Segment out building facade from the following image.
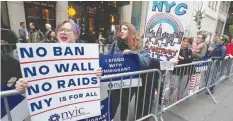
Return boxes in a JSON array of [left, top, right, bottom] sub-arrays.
[[1, 1, 68, 36], [185, 1, 231, 42]]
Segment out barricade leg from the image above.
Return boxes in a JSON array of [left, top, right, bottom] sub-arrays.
[[3, 97, 13, 121], [205, 87, 218, 104], [136, 114, 158, 121]]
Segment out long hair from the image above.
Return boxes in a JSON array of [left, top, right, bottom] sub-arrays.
[[116, 22, 142, 52]]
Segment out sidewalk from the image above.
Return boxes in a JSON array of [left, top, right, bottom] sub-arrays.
[[162, 78, 233, 121]]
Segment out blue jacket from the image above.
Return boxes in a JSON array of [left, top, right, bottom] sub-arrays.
[[211, 44, 226, 60], [107, 40, 151, 68]]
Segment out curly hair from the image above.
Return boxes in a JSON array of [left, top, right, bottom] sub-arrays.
[[116, 22, 142, 52]]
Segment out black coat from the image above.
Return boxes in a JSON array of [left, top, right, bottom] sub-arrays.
[[173, 48, 194, 75]]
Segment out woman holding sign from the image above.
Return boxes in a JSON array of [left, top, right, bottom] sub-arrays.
[[15, 20, 102, 91], [107, 22, 152, 120]]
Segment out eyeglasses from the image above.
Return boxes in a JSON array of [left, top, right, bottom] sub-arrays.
[[58, 28, 74, 34]]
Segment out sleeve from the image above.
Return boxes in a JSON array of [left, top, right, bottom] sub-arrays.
[[130, 49, 151, 67], [39, 32, 45, 43], [19, 29, 26, 40], [192, 45, 207, 59], [29, 31, 32, 43], [214, 47, 227, 60]]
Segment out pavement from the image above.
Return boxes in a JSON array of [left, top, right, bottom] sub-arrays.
[[162, 77, 233, 121]]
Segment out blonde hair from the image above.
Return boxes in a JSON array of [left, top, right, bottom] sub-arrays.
[[116, 22, 142, 52]]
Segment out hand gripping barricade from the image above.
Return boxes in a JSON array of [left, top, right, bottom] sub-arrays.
[[0, 69, 162, 121]]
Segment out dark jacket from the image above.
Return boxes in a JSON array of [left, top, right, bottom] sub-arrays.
[[44, 29, 52, 39], [211, 44, 226, 60], [1, 54, 22, 88], [45, 39, 58, 43], [178, 48, 193, 64], [173, 47, 194, 75], [1, 29, 18, 53]]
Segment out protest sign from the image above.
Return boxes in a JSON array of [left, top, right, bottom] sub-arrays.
[[100, 54, 141, 90], [86, 54, 141, 121], [143, 1, 192, 62], [16, 43, 101, 121]]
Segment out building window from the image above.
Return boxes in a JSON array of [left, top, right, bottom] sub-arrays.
[[1, 1, 10, 29], [220, 1, 225, 12], [215, 1, 218, 10], [212, 1, 215, 9], [225, 3, 229, 13], [216, 20, 224, 34], [24, 1, 56, 33], [208, 1, 212, 7]]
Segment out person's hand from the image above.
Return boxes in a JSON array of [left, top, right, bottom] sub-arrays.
[[95, 68, 102, 79], [15, 78, 28, 92], [208, 47, 214, 52], [174, 60, 179, 65], [123, 49, 131, 54], [225, 56, 230, 60], [179, 56, 184, 60], [1, 40, 8, 45], [229, 54, 233, 59]]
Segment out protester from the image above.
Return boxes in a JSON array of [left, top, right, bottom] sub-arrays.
[[44, 23, 53, 40], [28, 23, 44, 43], [225, 38, 233, 59], [15, 20, 102, 92], [208, 35, 228, 94], [208, 34, 220, 54], [18, 22, 28, 43], [107, 22, 151, 120], [210, 35, 228, 60], [1, 28, 22, 88], [1, 28, 18, 57], [192, 34, 207, 60], [106, 30, 117, 50], [45, 31, 58, 43], [169, 37, 193, 103]]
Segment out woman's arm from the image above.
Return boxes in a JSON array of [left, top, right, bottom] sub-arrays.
[[129, 49, 151, 67]]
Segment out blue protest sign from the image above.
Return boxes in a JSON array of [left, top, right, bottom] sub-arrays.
[[100, 54, 141, 90]]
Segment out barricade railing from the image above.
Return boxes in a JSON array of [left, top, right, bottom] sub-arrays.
[[0, 69, 162, 121], [158, 59, 233, 121]]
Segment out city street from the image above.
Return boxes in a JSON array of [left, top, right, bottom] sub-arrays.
[[162, 77, 233, 121]]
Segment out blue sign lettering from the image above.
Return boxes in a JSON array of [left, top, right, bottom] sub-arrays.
[[152, 1, 187, 15]]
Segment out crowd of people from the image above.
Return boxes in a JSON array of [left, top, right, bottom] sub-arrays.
[[1, 19, 233, 121], [17, 20, 116, 46]]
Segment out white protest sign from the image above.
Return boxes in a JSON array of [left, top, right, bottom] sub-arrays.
[[16, 43, 101, 121], [143, 1, 192, 62]]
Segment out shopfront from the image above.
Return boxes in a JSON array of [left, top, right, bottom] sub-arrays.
[[68, 1, 126, 41], [24, 1, 56, 33]]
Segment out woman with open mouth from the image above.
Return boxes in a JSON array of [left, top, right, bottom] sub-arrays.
[[15, 20, 102, 92]]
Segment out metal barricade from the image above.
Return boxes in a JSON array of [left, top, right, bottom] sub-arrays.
[[0, 69, 162, 121], [158, 60, 214, 120], [206, 59, 233, 102], [99, 44, 110, 54]]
